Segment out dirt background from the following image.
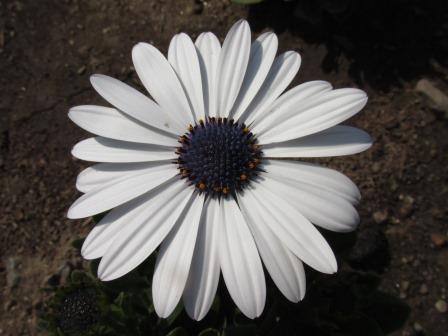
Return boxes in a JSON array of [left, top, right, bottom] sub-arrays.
[[0, 0, 447, 335]]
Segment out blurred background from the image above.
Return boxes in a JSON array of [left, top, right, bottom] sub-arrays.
[[0, 0, 447, 335]]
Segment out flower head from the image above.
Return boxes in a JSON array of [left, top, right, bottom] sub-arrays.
[[57, 288, 99, 335], [68, 19, 371, 320]]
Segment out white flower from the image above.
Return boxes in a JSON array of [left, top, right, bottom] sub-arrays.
[[67, 19, 371, 320]]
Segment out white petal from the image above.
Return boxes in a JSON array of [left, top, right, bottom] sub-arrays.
[[67, 163, 178, 219], [262, 125, 372, 157], [260, 173, 359, 232], [71, 137, 176, 163], [258, 88, 368, 144], [216, 20, 251, 118], [263, 159, 360, 204], [68, 105, 178, 146], [81, 178, 182, 260], [230, 32, 278, 120], [89, 75, 181, 134], [168, 33, 205, 121], [152, 193, 204, 318], [76, 162, 171, 193], [252, 80, 332, 133], [237, 192, 306, 302], [195, 32, 221, 118], [219, 197, 266, 318], [132, 42, 194, 127], [241, 51, 301, 125], [183, 198, 220, 321], [97, 180, 194, 281], [246, 181, 337, 274]]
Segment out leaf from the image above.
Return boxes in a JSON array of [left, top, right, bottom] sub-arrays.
[[165, 301, 183, 326], [93, 212, 108, 224], [90, 259, 100, 277], [198, 328, 220, 336], [165, 327, 188, 336], [109, 303, 126, 320], [69, 270, 89, 284], [71, 237, 85, 250]]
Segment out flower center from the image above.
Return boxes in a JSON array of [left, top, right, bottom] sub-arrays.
[[57, 288, 99, 334], [176, 117, 263, 196]]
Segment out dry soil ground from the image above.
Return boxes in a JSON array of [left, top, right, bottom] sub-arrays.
[[0, 0, 447, 335]]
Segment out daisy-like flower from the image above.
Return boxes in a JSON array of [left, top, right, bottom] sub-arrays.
[[68, 19, 371, 320]]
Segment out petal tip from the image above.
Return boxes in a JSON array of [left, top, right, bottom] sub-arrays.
[[66, 205, 79, 219]]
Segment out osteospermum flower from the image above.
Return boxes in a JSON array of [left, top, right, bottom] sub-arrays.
[[67, 19, 372, 320]]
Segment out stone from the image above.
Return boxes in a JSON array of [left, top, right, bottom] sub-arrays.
[[419, 284, 429, 295], [398, 194, 415, 218], [413, 322, 424, 335], [4, 299, 17, 311], [401, 280, 410, 292], [5, 257, 20, 289], [435, 300, 447, 313], [373, 210, 388, 224], [430, 233, 447, 248], [416, 79, 448, 117]]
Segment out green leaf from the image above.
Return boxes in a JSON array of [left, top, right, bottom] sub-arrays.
[[114, 292, 126, 307], [71, 237, 85, 250], [231, 0, 265, 4], [89, 259, 100, 276], [198, 329, 220, 336], [165, 327, 188, 336], [109, 303, 126, 320], [165, 301, 184, 326], [69, 270, 89, 284], [93, 212, 108, 224]]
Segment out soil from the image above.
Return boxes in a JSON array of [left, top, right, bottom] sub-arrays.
[[1, 0, 447, 335]]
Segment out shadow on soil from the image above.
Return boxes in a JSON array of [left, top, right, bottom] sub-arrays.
[[247, 0, 448, 91]]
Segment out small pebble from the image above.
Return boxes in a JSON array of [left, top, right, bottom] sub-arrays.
[[413, 322, 424, 335], [373, 210, 388, 224], [435, 300, 447, 313], [413, 322, 424, 332], [398, 195, 415, 217], [371, 162, 381, 173], [419, 284, 429, 295], [401, 280, 410, 292], [430, 233, 447, 248]]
